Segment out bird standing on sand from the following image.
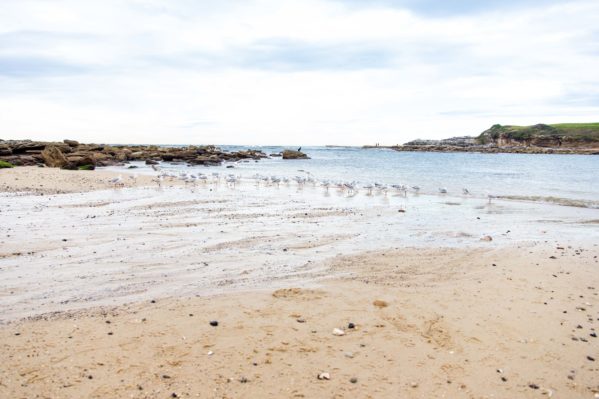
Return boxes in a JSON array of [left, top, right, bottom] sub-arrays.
[[109, 175, 122, 187], [439, 187, 447, 194], [462, 188, 470, 195]]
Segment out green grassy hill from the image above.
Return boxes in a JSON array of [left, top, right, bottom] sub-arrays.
[[477, 123, 599, 145]]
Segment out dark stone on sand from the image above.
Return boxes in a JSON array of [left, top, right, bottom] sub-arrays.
[[239, 377, 249, 383], [591, 332, 597, 338], [587, 356, 595, 361], [350, 377, 358, 384], [145, 159, 159, 165], [348, 322, 355, 329], [529, 384, 539, 389], [210, 320, 219, 327]]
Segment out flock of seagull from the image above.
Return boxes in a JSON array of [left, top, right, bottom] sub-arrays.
[[108, 168, 494, 201]]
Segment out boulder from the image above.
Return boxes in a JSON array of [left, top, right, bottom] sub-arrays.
[[0, 143, 12, 156], [63, 139, 79, 147], [66, 153, 96, 167], [41, 145, 69, 168], [282, 149, 309, 159]]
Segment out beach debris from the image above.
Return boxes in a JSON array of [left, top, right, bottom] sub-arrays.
[[350, 377, 358, 384], [410, 382, 419, 388], [207, 351, 214, 356], [373, 300, 388, 308], [210, 320, 219, 327], [481, 235, 493, 242], [587, 355, 595, 361], [317, 372, 330, 380], [171, 393, 178, 398], [162, 374, 171, 379], [528, 383, 539, 390], [348, 322, 356, 329], [344, 352, 354, 358], [239, 376, 249, 383], [333, 328, 345, 336], [297, 318, 306, 323]]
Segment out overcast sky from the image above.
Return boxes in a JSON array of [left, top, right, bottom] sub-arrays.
[[1, 0, 598, 145]]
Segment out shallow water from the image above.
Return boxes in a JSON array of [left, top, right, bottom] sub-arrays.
[[119, 146, 599, 204]]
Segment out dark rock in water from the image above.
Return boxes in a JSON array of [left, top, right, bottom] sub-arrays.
[[282, 149, 309, 159], [210, 320, 219, 327], [145, 159, 159, 165]]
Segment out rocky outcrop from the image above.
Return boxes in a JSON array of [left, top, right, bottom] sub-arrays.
[[374, 123, 599, 155], [281, 150, 309, 159], [0, 139, 272, 168]]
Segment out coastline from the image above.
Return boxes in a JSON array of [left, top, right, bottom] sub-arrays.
[[363, 145, 599, 155], [1, 167, 598, 398]]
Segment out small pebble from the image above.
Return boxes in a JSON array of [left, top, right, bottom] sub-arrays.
[[333, 328, 345, 336], [587, 356, 595, 362], [317, 372, 330, 380], [210, 320, 219, 327], [348, 322, 355, 329], [239, 377, 248, 383], [350, 377, 358, 384], [296, 318, 306, 323], [529, 383, 539, 389]]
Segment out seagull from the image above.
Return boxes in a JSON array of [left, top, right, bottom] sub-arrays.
[[462, 188, 470, 195], [226, 174, 237, 188], [411, 185, 420, 193], [363, 183, 374, 195], [109, 175, 123, 187], [439, 187, 448, 194]]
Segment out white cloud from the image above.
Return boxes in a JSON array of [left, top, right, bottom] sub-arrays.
[[0, 0, 598, 145]]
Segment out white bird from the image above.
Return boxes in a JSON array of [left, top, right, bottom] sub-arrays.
[[411, 185, 420, 193], [226, 174, 237, 187], [109, 175, 123, 186], [439, 187, 448, 194], [363, 183, 374, 195]]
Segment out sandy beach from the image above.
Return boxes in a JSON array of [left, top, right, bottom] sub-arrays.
[[1, 167, 598, 398]]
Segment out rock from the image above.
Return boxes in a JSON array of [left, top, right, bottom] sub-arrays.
[[481, 235, 493, 242], [348, 322, 356, 329], [332, 328, 345, 336], [145, 159, 159, 165], [41, 145, 69, 168], [282, 149, 309, 159], [63, 139, 79, 147], [317, 372, 330, 380], [0, 143, 12, 156], [350, 377, 358, 384], [210, 320, 219, 327]]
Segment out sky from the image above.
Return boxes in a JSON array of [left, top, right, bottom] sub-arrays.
[[1, 0, 598, 146]]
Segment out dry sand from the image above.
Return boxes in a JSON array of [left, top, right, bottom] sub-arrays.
[[1, 167, 598, 398]]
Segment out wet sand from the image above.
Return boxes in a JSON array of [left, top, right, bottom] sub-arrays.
[[1, 167, 598, 398]]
